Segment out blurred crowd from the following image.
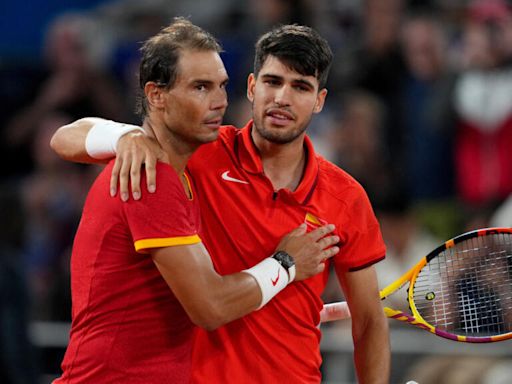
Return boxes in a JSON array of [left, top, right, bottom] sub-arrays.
[[1, 0, 512, 382]]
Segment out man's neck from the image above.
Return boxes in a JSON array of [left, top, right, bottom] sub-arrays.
[[142, 118, 195, 176], [256, 137, 307, 192]]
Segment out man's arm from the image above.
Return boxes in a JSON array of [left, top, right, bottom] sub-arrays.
[[336, 265, 390, 384], [50, 118, 106, 164], [51, 118, 159, 201], [153, 224, 339, 330]]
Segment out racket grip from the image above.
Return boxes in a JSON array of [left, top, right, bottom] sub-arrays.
[[320, 301, 351, 323]]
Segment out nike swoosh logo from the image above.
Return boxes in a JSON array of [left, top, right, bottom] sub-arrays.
[[221, 171, 249, 184], [271, 269, 280, 286]]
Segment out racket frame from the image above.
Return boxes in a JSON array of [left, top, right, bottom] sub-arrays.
[[325, 227, 512, 343]]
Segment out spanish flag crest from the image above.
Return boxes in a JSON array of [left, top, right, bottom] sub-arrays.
[[304, 212, 327, 231]]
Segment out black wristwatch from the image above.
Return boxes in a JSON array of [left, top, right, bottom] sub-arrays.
[[272, 251, 296, 282]]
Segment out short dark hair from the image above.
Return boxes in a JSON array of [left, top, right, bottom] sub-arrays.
[[136, 17, 222, 117], [253, 24, 333, 89]]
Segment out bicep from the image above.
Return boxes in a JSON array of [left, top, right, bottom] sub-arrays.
[[152, 242, 220, 308], [335, 265, 382, 319]]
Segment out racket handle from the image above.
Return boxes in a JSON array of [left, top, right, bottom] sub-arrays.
[[320, 301, 351, 323]]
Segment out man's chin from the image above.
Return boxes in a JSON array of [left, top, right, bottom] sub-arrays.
[[199, 131, 220, 144], [257, 126, 304, 145]]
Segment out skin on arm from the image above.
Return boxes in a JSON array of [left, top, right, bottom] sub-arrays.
[[50, 117, 161, 200], [152, 224, 340, 331], [336, 265, 390, 384], [50, 118, 104, 164]]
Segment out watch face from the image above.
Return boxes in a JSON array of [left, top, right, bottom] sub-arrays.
[[273, 251, 295, 269]]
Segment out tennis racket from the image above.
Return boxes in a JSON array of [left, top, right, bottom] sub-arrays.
[[320, 227, 512, 343]]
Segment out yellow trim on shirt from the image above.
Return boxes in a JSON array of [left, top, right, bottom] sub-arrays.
[[183, 172, 194, 200], [135, 234, 201, 253]]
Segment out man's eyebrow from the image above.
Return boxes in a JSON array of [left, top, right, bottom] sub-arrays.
[[293, 78, 315, 89], [192, 79, 214, 85], [260, 73, 315, 89], [191, 77, 229, 85], [260, 73, 284, 81]]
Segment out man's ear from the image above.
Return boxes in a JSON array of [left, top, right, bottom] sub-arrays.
[[313, 88, 328, 114], [144, 82, 166, 110], [246, 73, 256, 103]]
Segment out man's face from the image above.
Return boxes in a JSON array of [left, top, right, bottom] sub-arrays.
[[160, 49, 228, 145], [247, 55, 327, 145]]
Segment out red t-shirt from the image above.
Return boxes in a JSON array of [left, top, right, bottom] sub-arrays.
[[188, 121, 386, 383], [54, 161, 201, 384]]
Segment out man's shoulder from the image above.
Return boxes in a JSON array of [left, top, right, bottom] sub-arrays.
[[315, 155, 362, 191], [312, 155, 373, 209], [91, 161, 182, 201]]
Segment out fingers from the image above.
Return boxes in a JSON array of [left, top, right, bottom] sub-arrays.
[[321, 245, 340, 261], [110, 157, 122, 197], [118, 155, 131, 202], [307, 224, 336, 242], [314, 262, 326, 275], [317, 234, 340, 251], [130, 163, 142, 201], [287, 223, 307, 236], [145, 152, 157, 194], [110, 133, 160, 201]]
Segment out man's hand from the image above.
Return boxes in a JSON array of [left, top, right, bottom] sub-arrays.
[[277, 224, 339, 281], [111, 131, 164, 201]]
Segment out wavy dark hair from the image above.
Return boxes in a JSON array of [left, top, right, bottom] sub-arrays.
[[253, 24, 333, 89], [135, 17, 222, 117]]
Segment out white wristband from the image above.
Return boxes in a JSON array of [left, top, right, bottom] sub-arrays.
[[287, 264, 296, 283], [243, 257, 289, 309], [85, 119, 144, 159]]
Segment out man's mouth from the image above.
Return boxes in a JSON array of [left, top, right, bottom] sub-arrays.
[[204, 117, 222, 128], [266, 109, 294, 123]]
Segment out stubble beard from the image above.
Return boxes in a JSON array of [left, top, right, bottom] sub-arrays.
[[253, 109, 311, 145]]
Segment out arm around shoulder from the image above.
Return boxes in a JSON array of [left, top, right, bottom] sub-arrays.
[[151, 224, 340, 330], [50, 117, 144, 164], [151, 242, 263, 331], [50, 117, 101, 163]]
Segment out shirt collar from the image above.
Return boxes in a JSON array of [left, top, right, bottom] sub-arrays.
[[235, 120, 319, 204]]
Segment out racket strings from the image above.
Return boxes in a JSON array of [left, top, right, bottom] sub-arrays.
[[412, 232, 512, 337]]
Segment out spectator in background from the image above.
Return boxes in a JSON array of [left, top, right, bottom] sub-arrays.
[[4, 13, 127, 176], [327, 90, 397, 206], [332, 0, 406, 178], [0, 185, 38, 384], [397, 12, 460, 239], [453, 0, 512, 215], [21, 112, 94, 320], [108, 4, 173, 123], [400, 13, 456, 203]]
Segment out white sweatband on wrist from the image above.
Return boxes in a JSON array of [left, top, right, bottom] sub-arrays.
[[243, 258, 289, 309], [85, 119, 144, 159], [287, 264, 296, 283]]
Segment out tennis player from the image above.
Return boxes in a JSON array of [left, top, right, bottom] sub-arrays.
[[51, 19, 340, 384], [51, 24, 390, 383]]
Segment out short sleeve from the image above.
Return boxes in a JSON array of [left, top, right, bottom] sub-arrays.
[[123, 162, 201, 253], [334, 187, 386, 271]]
